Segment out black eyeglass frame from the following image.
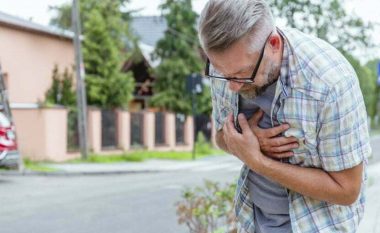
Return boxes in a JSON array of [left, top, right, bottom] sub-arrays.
[[204, 32, 272, 84]]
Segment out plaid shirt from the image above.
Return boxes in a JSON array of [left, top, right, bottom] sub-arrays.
[[209, 28, 372, 233]]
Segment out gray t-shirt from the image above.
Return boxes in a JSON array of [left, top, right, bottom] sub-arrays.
[[239, 82, 292, 233]]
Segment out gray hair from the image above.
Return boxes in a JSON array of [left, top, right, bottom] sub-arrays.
[[198, 0, 275, 53]]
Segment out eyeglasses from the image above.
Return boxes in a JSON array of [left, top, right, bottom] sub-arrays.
[[204, 33, 272, 84]]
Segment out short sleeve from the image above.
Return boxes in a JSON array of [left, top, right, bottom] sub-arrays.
[[317, 78, 372, 172]]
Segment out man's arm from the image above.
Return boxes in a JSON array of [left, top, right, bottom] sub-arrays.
[[223, 113, 363, 206], [254, 155, 363, 206]]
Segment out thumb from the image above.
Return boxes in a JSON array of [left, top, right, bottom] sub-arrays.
[[249, 109, 264, 128], [238, 113, 251, 135]]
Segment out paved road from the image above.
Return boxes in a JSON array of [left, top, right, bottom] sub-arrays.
[[0, 156, 242, 233], [369, 135, 380, 164], [358, 163, 380, 233], [1, 136, 380, 233]]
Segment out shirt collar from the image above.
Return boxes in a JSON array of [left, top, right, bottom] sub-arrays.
[[277, 28, 293, 97]]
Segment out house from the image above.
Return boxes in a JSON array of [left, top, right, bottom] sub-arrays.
[[129, 16, 213, 142], [0, 11, 74, 108], [0, 12, 197, 162], [0, 11, 78, 161], [126, 16, 166, 111]]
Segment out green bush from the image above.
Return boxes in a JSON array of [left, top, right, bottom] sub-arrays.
[[195, 132, 213, 155], [176, 180, 237, 233]]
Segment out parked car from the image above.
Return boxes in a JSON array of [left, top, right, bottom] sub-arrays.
[[0, 112, 19, 168]]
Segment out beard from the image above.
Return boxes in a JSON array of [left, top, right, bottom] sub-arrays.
[[238, 63, 280, 99]]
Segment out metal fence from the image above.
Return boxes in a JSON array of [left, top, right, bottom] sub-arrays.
[[131, 112, 144, 147], [67, 109, 80, 152], [175, 113, 186, 145], [101, 109, 118, 149], [195, 115, 212, 142], [155, 112, 166, 145]]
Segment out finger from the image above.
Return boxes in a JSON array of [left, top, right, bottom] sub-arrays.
[[270, 143, 299, 153], [268, 136, 299, 147], [222, 116, 230, 135], [265, 124, 290, 137], [238, 113, 251, 135], [227, 112, 234, 124], [268, 151, 294, 159], [226, 113, 237, 134], [249, 109, 264, 128]]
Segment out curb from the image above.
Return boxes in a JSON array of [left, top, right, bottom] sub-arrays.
[[0, 169, 164, 177]]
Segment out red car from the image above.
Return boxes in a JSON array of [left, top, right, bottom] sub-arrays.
[[0, 112, 19, 168]]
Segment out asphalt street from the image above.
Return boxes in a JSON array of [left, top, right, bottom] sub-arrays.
[[1, 136, 380, 233], [0, 157, 242, 233]]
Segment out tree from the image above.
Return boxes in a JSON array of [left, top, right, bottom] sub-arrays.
[[150, 0, 212, 116], [61, 67, 77, 106], [269, 0, 373, 53], [45, 65, 76, 107], [45, 65, 62, 105], [366, 59, 380, 77], [269, 0, 377, 124], [49, 4, 72, 30], [49, 0, 136, 109], [342, 53, 377, 123], [366, 59, 380, 127]]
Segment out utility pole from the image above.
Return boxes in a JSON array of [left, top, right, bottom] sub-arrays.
[[186, 74, 203, 160], [72, 0, 88, 159], [190, 74, 196, 160]]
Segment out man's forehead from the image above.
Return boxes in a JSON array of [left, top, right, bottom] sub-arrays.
[[207, 39, 260, 76], [211, 61, 252, 77], [208, 49, 256, 76]]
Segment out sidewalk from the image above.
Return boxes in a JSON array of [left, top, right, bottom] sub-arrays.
[[358, 162, 380, 233], [1, 135, 379, 176], [0, 155, 240, 176]]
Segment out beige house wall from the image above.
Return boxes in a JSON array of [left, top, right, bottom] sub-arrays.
[[12, 107, 69, 161], [0, 25, 75, 104]]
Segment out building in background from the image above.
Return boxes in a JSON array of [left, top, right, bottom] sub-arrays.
[[0, 12, 196, 162]]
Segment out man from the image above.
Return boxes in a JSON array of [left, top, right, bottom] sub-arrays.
[[198, 0, 372, 232]]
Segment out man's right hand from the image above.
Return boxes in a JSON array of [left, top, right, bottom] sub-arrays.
[[248, 110, 299, 159]]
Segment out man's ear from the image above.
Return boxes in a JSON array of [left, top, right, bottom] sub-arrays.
[[269, 34, 281, 51]]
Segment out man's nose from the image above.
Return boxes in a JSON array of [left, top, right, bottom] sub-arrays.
[[228, 81, 243, 92]]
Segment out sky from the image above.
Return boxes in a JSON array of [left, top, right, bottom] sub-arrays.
[[0, 0, 378, 59]]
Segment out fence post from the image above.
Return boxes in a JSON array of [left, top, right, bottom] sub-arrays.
[[117, 110, 130, 151], [165, 112, 176, 149], [87, 107, 101, 153], [184, 115, 194, 149], [143, 111, 155, 150]]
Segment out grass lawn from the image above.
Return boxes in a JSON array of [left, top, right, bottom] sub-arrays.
[[23, 159, 59, 172], [70, 148, 226, 163]]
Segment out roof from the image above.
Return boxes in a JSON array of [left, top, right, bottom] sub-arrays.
[[130, 16, 168, 68], [0, 11, 74, 40], [131, 16, 167, 47]]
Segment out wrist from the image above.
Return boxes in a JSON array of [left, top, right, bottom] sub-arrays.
[[248, 150, 268, 173]]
